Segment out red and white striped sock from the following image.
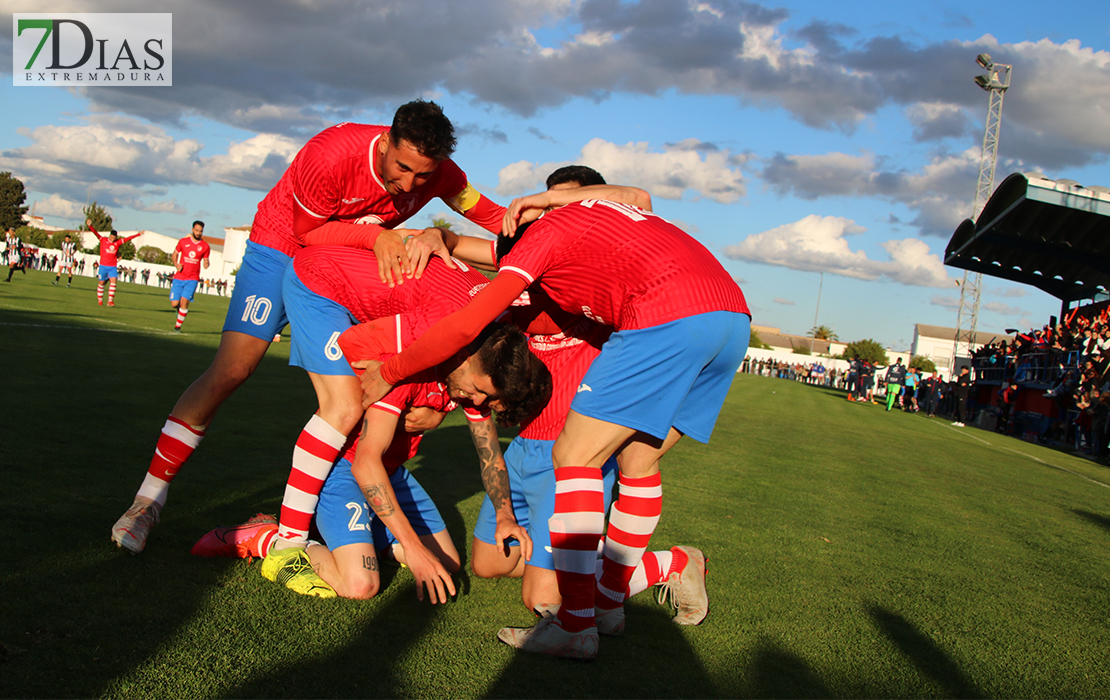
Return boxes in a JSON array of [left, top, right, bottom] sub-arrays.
[[138, 416, 206, 506], [274, 414, 347, 549], [107, 280, 117, 304], [623, 547, 689, 598], [175, 308, 189, 329], [550, 466, 606, 632], [96, 282, 104, 304], [596, 472, 663, 610]]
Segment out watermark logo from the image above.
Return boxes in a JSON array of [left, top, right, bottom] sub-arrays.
[[13, 13, 171, 86]]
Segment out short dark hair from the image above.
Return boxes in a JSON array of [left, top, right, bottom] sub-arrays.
[[495, 220, 534, 265], [192, 220, 204, 229], [390, 100, 456, 161], [545, 165, 606, 189], [468, 323, 551, 427]]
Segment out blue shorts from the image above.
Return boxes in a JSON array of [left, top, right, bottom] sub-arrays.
[[222, 241, 292, 340], [98, 265, 117, 281], [473, 438, 617, 570], [283, 267, 357, 376], [315, 458, 446, 551], [170, 279, 199, 302], [572, 311, 750, 443]]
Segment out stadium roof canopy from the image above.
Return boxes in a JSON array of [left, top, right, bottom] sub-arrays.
[[944, 172, 1110, 308]]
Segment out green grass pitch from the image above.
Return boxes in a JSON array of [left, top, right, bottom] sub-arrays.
[[2, 270, 1109, 698]]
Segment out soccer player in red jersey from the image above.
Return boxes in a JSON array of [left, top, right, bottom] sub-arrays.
[[170, 221, 212, 332], [87, 220, 141, 306], [53, 233, 77, 287], [111, 100, 506, 555], [357, 184, 751, 659], [470, 167, 710, 633], [260, 246, 544, 596]]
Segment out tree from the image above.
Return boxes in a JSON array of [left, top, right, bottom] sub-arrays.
[[792, 345, 812, 355], [844, 339, 889, 365], [808, 324, 838, 341], [430, 217, 453, 230], [82, 201, 113, 234], [119, 241, 137, 261], [16, 225, 50, 248], [0, 172, 29, 231], [749, 328, 771, 350], [137, 245, 172, 265], [910, 355, 937, 373]]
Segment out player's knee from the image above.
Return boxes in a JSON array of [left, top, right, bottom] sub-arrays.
[[343, 577, 380, 600]]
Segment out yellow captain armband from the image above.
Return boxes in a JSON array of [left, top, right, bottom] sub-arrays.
[[448, 183, 482, 213]]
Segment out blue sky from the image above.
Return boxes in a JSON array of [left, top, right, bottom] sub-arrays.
[[2, 0, 1108, 350]]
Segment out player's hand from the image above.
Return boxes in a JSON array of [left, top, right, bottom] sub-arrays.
[[350, 360, 393, 408], [405, 228, 456, 280], [373, 230, 410, 287], [502, 192, 552, 238], [401, 406, 447, 433], [494, 511, 532, 563], [404, 541, 457, 604]]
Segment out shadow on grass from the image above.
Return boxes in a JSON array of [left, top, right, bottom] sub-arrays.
[[482, 606, 720, 698], [0, 303, 309, 697], [1072, 508, 1110, 535], [867, 605, 984, 699], [743, 636, 833, 698]]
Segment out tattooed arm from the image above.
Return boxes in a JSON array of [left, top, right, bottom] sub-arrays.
[[468, 417, 533, 562], [349, 406, 457, 603]]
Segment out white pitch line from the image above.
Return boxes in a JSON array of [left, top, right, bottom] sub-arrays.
[[0, 321, 177, 336], [939, 421, 1110, 490]]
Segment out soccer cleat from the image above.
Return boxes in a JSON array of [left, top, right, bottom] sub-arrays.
[[191, 513, 277, 558], [52, 280, 58, 286], [111, 497, 162, 554], [497, 616, 599, 660], [107, 301, 115, 307], [66, 283, 71, 287], [656, 545, 708, 626], [534, 603, 623, 636], [260, 547, 337, 598], [594, 606, 625, 636]]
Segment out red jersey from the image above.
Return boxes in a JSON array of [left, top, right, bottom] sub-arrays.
[[380, 199, 750, 384], [337, 316, 489, 474], [90, 226, 141, 266], [173, 236, 211, 281], [293, 246, 489, 324], [249, 123, 504, 258], [499, 200, 749, 330]]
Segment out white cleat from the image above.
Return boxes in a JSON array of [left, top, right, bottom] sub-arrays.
[[497, 615, 599, 660], [657, 545, 709, 625], [111, 497, 162, 554]]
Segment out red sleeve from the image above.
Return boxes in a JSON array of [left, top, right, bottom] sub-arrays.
[[125, 233, 142, 243], [461, 193, 506, 236], [380, 272, 529, 384], [88, 226, 102, 241], [299, 220, 383, 250]]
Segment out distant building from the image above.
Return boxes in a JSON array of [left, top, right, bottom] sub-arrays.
[[912, 324, 1011, 369]]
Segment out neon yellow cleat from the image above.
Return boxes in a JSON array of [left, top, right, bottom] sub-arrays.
[[261, 547, 336, 598]]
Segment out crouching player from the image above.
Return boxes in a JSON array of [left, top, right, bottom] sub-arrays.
[[259, 244, 549, 598], [194, 321, 546, 600]]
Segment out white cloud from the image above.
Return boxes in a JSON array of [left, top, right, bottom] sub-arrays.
[[724, 214, 955, 287], [497, 137, 747, 201], [982, 302, 1025, 316], [773, 298, 796, 306], [931, 295, 960, 310]]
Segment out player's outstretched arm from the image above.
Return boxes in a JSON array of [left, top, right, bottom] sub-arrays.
[[86, 220, 102, 240], [350, 407, 457, 604], [501, 184, 652, 237], [468, 418, 532, 562]]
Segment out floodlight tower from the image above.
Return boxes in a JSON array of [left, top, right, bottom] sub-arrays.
[[951, 53, 1012, 370]]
